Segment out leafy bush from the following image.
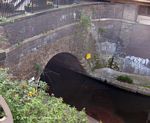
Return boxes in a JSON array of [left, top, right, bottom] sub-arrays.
[[116, 75, 133, 84], [0, 68, 88, 123]]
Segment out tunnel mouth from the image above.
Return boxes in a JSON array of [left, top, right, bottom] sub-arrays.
[[40, 52, 86, 96], [40, 52, 86, 83]]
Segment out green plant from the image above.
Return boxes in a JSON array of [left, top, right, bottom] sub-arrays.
[[143, 85, 150, 88], [34, 63, 42, 74], [0, 17, 13, 24], [117, 75, 133, 84], [79, 13, 91, 30], [0, 17, 7, 23], [0, 68, 88, 123], [98, 28, 106, 34], [87, 55, 104, 71]]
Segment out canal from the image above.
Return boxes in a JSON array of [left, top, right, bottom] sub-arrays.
[[40, 53, 150, 123]]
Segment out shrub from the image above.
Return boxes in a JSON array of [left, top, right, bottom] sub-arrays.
[[0, 68, 88, 123], [116, 75, 133, 84]]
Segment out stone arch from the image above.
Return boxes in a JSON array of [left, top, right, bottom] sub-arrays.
[[40, 52, 86, 104], [40, 52, 86, 83]]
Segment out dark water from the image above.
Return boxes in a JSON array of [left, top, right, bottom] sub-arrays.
[[40, 53, 150, 123]]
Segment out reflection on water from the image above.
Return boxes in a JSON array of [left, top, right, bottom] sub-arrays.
[[41, 66, 150, 123]]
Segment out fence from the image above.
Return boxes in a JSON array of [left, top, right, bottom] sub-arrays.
[[0, 0, 28, 17], [0, 0, 54, 17], [0, 0, 79, 18]]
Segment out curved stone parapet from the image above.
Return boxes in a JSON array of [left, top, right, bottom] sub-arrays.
[[0, 95, 13, 123]]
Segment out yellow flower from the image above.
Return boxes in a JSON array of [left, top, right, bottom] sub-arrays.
[[27, 88, 38, 97], [85, 53, 91, 60], [28, 91, 33, 97]]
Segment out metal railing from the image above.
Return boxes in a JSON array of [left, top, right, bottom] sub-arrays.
[[0, 0, 54, 17], [0, 0, 26, 17], [0, 0, 78, 17]]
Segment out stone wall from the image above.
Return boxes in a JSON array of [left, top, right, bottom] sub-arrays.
[[1, 2, 150, 79], [0, 2, 124, 45], [3, 23, 98, 79], [0, 2, 126, 79], [92, 19, 150, 76]]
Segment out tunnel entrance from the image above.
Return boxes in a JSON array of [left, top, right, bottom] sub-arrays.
[[40, 52, 150, 123], [40, 52, 86, 85], [40, 52, 88, 107]]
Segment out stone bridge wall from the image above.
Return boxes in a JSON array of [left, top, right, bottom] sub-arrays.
[[0, 2, 125, 45], [0, 2, 150, 79], [0, 2, 126, 79], [93, 19, 150, 76]]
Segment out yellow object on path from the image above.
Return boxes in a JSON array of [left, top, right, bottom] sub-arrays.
[[85, 53, 91, 60]]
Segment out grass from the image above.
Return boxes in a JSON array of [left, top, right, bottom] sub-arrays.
[[143, 85, 150, 88], [117, 75, 133, 84]]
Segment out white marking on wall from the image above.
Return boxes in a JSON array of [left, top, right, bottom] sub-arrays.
[[60, 15, 67, 21], [124, 56, 150, 75], [73, 12, 76, 19], [100, 41, 116, 55], [125, 56, 149, 66]]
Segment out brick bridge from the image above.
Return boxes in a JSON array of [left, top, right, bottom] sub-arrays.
[[0, 2, 150, 123]]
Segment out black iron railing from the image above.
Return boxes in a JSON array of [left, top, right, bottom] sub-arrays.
[[0, 0, 54, 17], [0, 0, 28, 17], [0, 0, 78, 17]]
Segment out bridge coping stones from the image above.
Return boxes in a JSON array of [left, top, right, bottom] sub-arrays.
[[92, 68, 150, 96]]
